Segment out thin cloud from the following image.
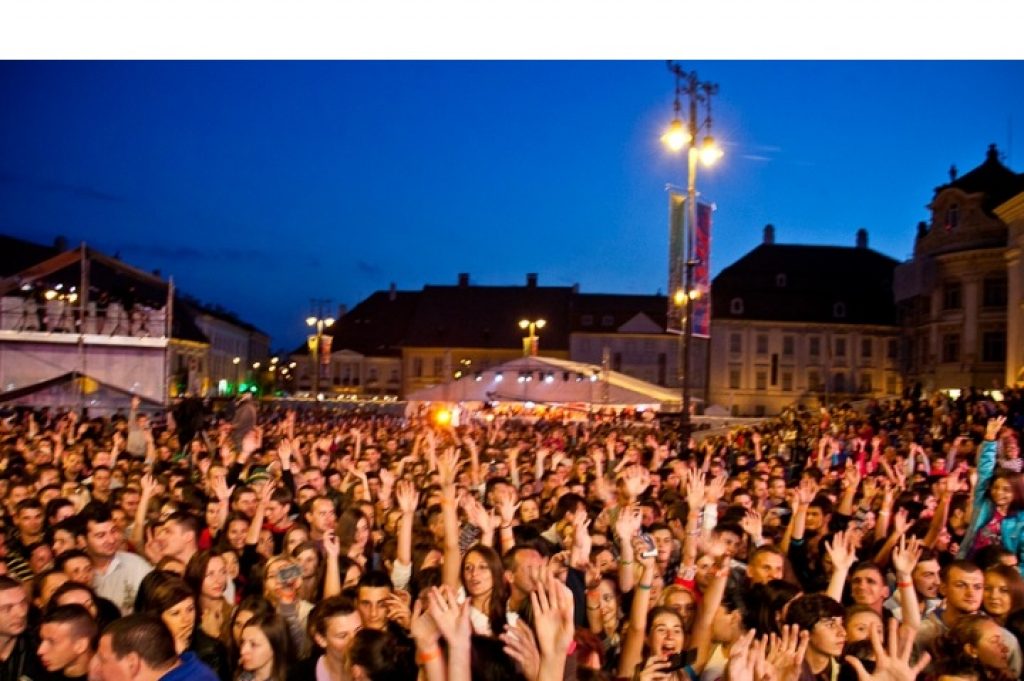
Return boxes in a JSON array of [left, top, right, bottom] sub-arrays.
[[356, 260, 383, 277]]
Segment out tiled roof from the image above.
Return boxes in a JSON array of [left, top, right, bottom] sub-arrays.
[[712, 243, 899, 326]]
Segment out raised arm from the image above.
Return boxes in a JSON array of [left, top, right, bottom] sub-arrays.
[[891, 535, 922, 630], [824, 530, 858, 602], [438, 448, 463, 591], [617, 537, 658, 679]]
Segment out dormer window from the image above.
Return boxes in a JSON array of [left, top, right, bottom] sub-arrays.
[[775, 273, 787, 288], [581, 314, 593, 327], [730, 298, 744, 315], [601, 315, 614, 327], [833, 302, 847, 319], [946, 203, 959, 231]]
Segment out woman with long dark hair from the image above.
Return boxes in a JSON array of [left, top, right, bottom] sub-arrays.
[[459, 544, 508, 637], [185, 549, 234, 644], [135, 569, 232, 681], [237, 612, 294, 681]]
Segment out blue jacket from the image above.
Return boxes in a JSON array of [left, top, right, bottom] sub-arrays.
[[160, 653, 220, 681], [958, 440, 1024, 570]]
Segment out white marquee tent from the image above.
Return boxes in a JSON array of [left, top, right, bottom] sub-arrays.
[[405, 356, 683, 410]]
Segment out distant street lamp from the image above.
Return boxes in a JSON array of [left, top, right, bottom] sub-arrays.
[[232, 356, 241, 393], [306, 314, 335, 397], [519, 318, 546, 357], [663, 61, 723, 449]]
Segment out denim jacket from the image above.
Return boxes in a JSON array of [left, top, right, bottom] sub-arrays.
[[958, 440, 1024, 571]]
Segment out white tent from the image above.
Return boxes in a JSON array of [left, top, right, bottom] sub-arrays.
[[405, 356, 682, 410]]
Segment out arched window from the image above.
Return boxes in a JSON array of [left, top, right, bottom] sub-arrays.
[[833, 302, 846, 319], [730, 298, 744, 315], [775, 273, 787, 288]]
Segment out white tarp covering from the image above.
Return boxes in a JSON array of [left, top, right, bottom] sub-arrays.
[[406, 356, 683, 409]]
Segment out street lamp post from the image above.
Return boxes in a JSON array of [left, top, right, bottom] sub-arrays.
[[663, 61, 723, 450], [519, 318, 546, 357], [306, 314, 335, 397]]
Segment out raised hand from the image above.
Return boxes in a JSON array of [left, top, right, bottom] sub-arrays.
[[705, 473, 728, 505], [501, 618, 541, 680], [530, 569, 575, 658], [619, 464, 650, 499], [395, 479, 420, 515], [824, 529, 858, 573], [614, 503, 642, 541], [493, 486, 520, 527], [845, 619, 929, 681], [986, 415, 1007, 440], [437, 447, 459, 488], [685, 469, 707, 508], [891, 508, 910, 536], [427, 586, 472, 645], [323, 529, 340, 558], [740, 510, 763, 542], [766, 624, 809, 681], [891, 535, 921, 578], [409, 598, 440, 651]]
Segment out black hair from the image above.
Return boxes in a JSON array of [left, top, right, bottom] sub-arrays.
[[102, 614, 177, 670], [783, 593, 844, 631], [347, 628, 417, 681]]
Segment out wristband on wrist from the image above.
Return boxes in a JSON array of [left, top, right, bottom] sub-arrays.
[[896, 581, 912, 589], [416, 647, 442, 665], [637, 583, 653, 591]]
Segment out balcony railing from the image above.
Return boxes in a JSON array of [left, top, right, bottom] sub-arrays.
[[0, 296, 169, 338]]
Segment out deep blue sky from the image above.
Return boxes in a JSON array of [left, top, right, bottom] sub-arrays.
[[2, 61, 1023, 349]]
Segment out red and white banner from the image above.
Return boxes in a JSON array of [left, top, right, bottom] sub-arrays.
[[691, 202, 712, 338]]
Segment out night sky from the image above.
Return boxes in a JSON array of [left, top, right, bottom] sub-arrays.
[[2, 61, 1023, 349]]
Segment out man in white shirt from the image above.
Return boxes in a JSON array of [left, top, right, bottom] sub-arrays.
[[81, 503, 151, 615]]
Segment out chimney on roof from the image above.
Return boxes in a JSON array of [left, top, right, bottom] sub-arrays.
[[917, 221, 928, 241], [763, 224, 775, 245], [572, 283, 580, 294], [949, 164, 958, 182], [987, 143, 999, 163], [458, 273, 470, 287], [855, 228, 868, 249], [53, 235, 68, 251], [152, 268, 161, 277], [526, 273, 538, 288], [389, 282, 397, 301], [337, 304, 348, 319]]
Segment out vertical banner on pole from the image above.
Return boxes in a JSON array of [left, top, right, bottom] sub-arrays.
[[667, 191, 686, 334], [692, 202, 712, 338]]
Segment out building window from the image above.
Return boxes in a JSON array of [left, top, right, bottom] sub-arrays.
[[729, 333, 742, 354], [581, 314, 594, 327], [943, 281, 962, 310], [729, 368, 741, 390], [776, 273, 787, 288], [730, 297, 744, 315], [782, 336, 794, 357], [859, 373, 872, 393], [886, 374, 898, 395], [368, 368, 378, 383], [982, 331, 1006, 363], [389, 369, 399, 383], [942, 333, 960, 363], [833, 373, 846, 393], [601, 315, 614, 327], [946, 203, 959, 230], [781, 372, 793, 392], [808, 370, 821, 391], [432, 357, 444, 377], [835, 337, 847, 357], [412, 358, 423, 378], [809, 337, 821, 358], [756, 334, 768, 355], [833, 302, 847, 319], [755, 371, 767, 390], [861, 338, 872, 359], [983, 276, 1008, 308], [887, 339, 899, 360]]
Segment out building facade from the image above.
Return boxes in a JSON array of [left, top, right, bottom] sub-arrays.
[[709, 226, 902, 416], [895, 145, 1024, 392]]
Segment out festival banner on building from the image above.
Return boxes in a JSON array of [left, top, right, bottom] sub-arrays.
[[320, 335, 332, 364], [691, 202, 713, 338]]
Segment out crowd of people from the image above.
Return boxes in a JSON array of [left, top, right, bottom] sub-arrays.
[[0, 387, 1023, 681]]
